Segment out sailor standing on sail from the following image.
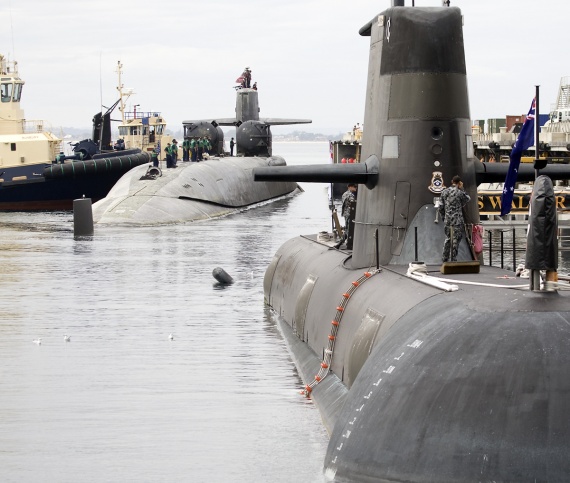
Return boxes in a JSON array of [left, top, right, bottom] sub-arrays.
[[439, 175, 470, 262], [243, 67, 251, 88]]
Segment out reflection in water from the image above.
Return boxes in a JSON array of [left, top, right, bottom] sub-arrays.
[[0, 143, 332, 482]]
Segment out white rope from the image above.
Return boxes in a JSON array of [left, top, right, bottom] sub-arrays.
[[406, 263, 458, 292], [434, 277, 529, 289], [406, 262, 428, 276], [406, 262, 529, 290]]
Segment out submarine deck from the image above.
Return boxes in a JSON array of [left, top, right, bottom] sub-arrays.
[[301, 232, 570, 297]]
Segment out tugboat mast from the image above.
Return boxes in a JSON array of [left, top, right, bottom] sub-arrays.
[[115, 60, 132, 123]]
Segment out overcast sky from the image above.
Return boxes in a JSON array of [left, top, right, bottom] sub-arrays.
[[1, 0, 567, 134]]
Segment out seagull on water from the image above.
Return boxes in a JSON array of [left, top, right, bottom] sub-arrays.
[[64, 335, 71, 342], [33, 338, 42, 345], [169, 333, 174, 341]]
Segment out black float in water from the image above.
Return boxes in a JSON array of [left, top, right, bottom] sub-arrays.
[[73, 197, 94, 237], [212, 267, 234, 285]]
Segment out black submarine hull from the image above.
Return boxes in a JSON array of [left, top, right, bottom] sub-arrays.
[[256, 2, 570, 481], [266, 234, 570, 482]]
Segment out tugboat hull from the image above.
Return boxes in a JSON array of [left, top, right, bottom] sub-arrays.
[[0, 152, 151, 211]]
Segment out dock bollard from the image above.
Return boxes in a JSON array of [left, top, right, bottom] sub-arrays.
[[73, 197, 94, 237]]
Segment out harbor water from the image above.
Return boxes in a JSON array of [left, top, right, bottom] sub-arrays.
[[0, 142, 333, 483]]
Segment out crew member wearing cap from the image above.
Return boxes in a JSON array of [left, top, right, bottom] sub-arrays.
[[182, 138, 190, 161], [164, 142, 173, 168], [438, 175, 470, 262], [171, 139, 179, 167]]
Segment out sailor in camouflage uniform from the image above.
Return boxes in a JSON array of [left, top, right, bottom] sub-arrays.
[[341, 184, 358, 229], [439, 175, 470, 262]]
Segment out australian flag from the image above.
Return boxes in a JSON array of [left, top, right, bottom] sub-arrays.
[[500, 98, 536, 216]]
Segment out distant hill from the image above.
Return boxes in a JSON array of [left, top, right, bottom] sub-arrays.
[[59, 126, 344, 143], [273, 131, 335, 142]]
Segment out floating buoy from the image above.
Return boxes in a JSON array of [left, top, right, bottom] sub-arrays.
[[73, 196, 94, 237], [212, 267, 234, 285]]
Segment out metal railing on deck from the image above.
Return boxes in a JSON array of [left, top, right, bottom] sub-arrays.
[[123, 112, 161, 120], [22, 120, 45, 133], [484, 226, 570, 272]]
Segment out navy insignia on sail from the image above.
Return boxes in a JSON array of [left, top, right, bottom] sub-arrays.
[[428, 171, 444, 194]]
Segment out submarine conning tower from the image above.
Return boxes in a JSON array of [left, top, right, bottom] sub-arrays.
[[254, 4, 480, 267], [184, 83, 311, 159], [235, 88, 260, 122], [353, 4, 478, 268]]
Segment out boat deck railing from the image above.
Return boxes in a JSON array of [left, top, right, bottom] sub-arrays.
[[22, 119, 47, 133], [123, 111, 162, 121]]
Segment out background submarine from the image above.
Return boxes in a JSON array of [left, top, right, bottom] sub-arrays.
[[254, 2, 570, 481], [92, 82, 310, 225]]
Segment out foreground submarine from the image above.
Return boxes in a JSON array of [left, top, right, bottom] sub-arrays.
[[92, 79, 310, 225], [254, 2, 570, 481]]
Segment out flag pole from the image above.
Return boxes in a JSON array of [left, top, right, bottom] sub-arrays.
[[534, 84, 543, 177]]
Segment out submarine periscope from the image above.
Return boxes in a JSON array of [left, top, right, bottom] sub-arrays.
[[254, 2, 570, 482]]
